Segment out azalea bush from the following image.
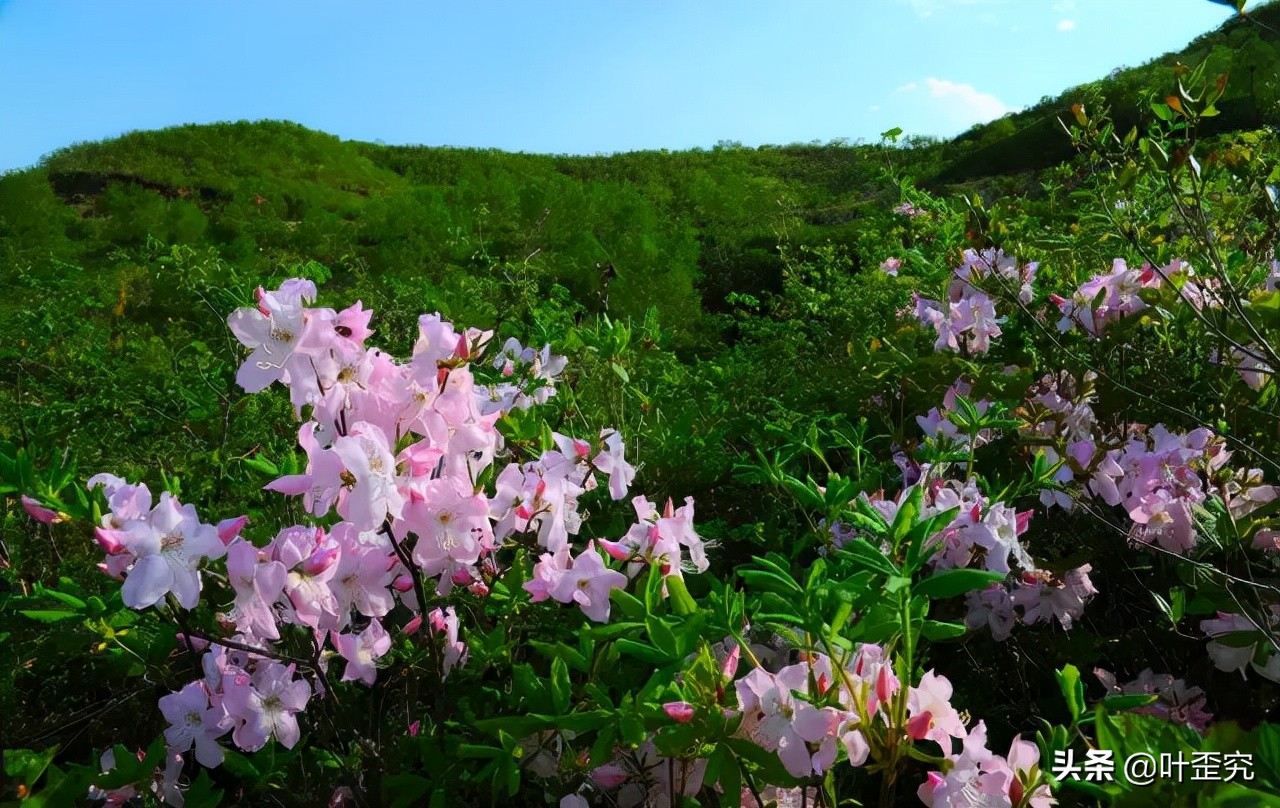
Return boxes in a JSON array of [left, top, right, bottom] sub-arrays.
[[6, 61, 1280, 808]]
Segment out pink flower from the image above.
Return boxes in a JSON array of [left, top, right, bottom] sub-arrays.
[[223, 662, 310, 751], [547, 542, 629, 623], [907, 671, 967, 746], [593, 428, 636, 501], [427, 606, 468, 679], [735, 666, 840, 778], [334, 619, 392, 686], [121, 493, 226, 610], [226, 540, 287, 641], [158, 680, 227, 767]]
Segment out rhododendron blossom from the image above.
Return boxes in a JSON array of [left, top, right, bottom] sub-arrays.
[[77, 278, 704, 786]]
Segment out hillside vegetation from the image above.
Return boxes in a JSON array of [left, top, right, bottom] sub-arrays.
[[2, 4, 1280, 807]]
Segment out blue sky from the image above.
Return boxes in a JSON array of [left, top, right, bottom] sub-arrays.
[[0, 0, 1240, 172]]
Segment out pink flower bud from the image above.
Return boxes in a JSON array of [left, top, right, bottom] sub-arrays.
[[875, 666, 894, 706], [21, 495, 64, 525], [1016, 510, 1033, 534], [501, 359, 515, 377], [451, 569, 474, 586], [392, 574, 415, 593], [907, 711, 933, 741], [428, 607, 447, 634], [721, 644, 741, 680], [467, 580, 490, 597], [598, 539, 632, 561], [254, 286, 270, 316], [404, 615, 423, 635], [590, 764, 629, 789], [302, 545, 339, 575], [408, 720, 421, 737], [663, 702, 695, 723], [94, 527, 126, 554], [217, 515, 249, 545]]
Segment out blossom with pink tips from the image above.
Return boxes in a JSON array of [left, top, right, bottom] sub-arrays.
[[334, 619, 392, 686]]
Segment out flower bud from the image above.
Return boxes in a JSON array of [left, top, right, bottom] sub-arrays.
[[451, 568, 474, 586], [302, 545, 339, 575], [590, 765, 628, 789], [721, 644, 741, 681], [428, 607, 448, 634], [598, 538, 632, 561], [663, 701, 695, 723], [217, 515, 249, 545], [907, 711, 933, 741], [21, 495, 66, 525], [875, 665, 894, 706], [94, 527, 127, 555]]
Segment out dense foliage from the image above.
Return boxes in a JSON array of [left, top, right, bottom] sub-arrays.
[[4, 5, 1280, 807]]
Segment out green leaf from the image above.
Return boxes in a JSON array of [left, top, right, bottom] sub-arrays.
[[34, 585, 86, 610], [913, 568, 1005, 600], [645, 617, 679, 659], [1056, 664, 1085, 724], [19, 609, 81, 624], [609, 589, 647, 621], [610, 362, 630, 383], [921, 620, 968, 640], [1098, 693, 1159, 712], [4, 746, 58, 786], [665, 575, 697, 616], [590, 724, 619, 768], [183, 771, 223, 808], [241, 455, 279, 476], [614, 638, 669, 664], [1216, 630, 1264, 648], [550, 657, 571, 714], [719, 751, 742, 808], [386, 774, 433, 808], [836, 538, 899, 577]]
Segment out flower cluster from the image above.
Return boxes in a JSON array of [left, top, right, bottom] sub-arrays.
[[913, 249, 1035, 355], [918, 722, 1054, 808], [81, 279, 701, 803], [1093, 667, 1213, 733]]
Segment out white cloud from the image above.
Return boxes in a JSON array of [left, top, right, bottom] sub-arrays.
[[869, 104, 881, 112], [1057, 19, 1076, 32], [925, 78, 1012, 120], [895, 77, 1014, 130], [1052, 0, 1076, 11]]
